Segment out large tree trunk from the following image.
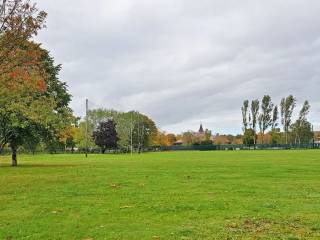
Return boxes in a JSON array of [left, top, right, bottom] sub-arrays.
[[11, 147, 17, 167]]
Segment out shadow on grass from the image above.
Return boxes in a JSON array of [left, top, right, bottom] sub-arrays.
[[0, 163, 80, 168]]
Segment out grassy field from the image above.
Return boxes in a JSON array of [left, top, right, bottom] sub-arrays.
[[0, 150, 319, 240]]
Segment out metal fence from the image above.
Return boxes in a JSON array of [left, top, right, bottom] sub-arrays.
[[160, 143, 320, 151]]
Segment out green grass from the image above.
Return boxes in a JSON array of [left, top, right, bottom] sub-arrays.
[[0, 150, 320, 240]]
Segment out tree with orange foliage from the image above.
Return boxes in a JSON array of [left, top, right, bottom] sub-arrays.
[[154, 132, 177, 147], [166, 134, 177, 146], [0, 44, 74, 165], [0, 0, 46, 71], [0, 0, 73, 166], [1, 0, 47, 102], [59, 125, 79, 152]]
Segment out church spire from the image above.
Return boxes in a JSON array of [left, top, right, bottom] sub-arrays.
[[199, 123, 204, 133]]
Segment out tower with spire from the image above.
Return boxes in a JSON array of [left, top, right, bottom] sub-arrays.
[[198, 123, 204, 133], [194, 123, 206, 140]]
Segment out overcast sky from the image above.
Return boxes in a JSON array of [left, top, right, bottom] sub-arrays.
[[36, 0, 320, 134]]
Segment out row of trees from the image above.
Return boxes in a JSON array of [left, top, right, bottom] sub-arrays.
[[63, 109, 159, 153], [241, 95, 314, 145], [0, 0, 74, 165]]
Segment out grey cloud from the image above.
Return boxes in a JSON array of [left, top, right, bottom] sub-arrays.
[[36, 0, 320, 134]]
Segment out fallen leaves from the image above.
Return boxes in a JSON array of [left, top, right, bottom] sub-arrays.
[[120, 205, 134, 209], [110, 183, 121, 189]]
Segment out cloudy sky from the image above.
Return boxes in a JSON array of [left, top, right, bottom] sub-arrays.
[[36, 0, 320, 134]]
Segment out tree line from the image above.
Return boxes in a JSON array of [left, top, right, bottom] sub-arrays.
[[71, 109, 158, 153], [241, 95, 314, 145]]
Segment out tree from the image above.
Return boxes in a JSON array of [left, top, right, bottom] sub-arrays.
[[250, 99, 260, 146], [166, 134, 177, 146], [182, 131, 195, 145], [291, 120, 313, 144], [204, 129, 212, 141], [130, 111, 158, 153], [291, 101, 312, 144], [258, 95, 274, 144], [271, 105, 279, 130], [154, 131, 167, 146], [0, 71, 55, 165], [154, 132, 177, 147], [299, 101, 310, 122], [73, 121, 96, 150], [0, 42, 74, 166], [270, 128, 281, 144], [0, 0, 51, 165], [92, 119, 119, 153], [241, 100, 249, 134], [280, 95, 296, 144], [60, 125, 78, 152], [243, 128, 255, 145], [269, 105, 280, 144]]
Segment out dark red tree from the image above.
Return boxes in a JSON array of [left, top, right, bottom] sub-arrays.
[[93, 119, 119, 153]]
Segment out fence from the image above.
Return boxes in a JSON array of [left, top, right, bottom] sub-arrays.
[[0, 143, 319, 156], [160, 143, 320, 151]]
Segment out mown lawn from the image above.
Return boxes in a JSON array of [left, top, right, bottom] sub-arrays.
[[0, 150, 319, 240]]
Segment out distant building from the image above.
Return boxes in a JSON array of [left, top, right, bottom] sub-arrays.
[[194, 124, 206, 139], [199, 124, 204, 133], [173, 140, 183, 146], [175, 124, 209, 145]]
